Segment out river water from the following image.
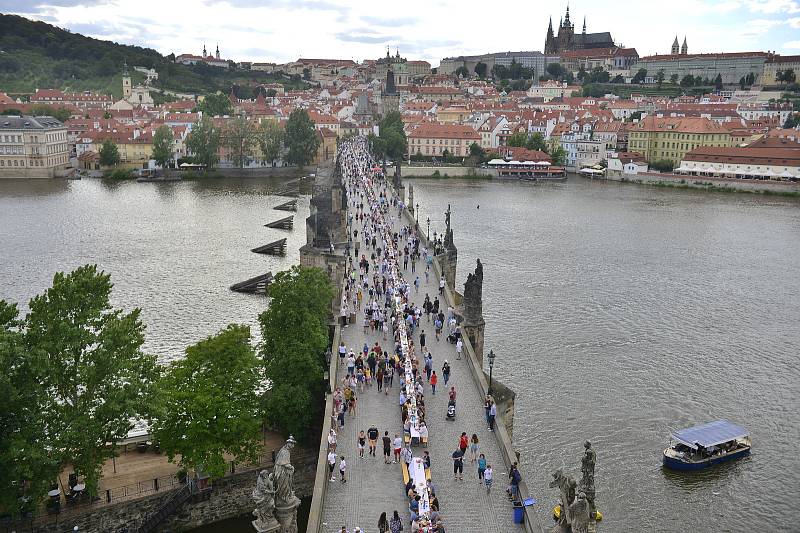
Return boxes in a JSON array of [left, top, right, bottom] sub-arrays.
[[1, 176, 798, 531]]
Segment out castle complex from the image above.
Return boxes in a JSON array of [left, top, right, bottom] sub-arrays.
[[544, 6, 615, 54]]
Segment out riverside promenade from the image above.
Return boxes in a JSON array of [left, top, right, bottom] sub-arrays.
[[307, 138, 540, 533]]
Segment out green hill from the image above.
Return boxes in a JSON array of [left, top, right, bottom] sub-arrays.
[[0, 14, 306, 98]]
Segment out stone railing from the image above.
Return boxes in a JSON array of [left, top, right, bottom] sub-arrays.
[[400, 202, 545, 533], [306, 323, 342, 532]]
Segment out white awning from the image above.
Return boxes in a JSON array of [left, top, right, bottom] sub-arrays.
[[780, 170, 795, 179]]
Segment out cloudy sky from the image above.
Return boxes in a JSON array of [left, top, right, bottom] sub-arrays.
[[2, 0, 799, 65]]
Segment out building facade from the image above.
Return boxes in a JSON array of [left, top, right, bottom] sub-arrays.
[[0, 115, 70, 178], [632, 52, 771, 86], [407, 124, 481, 157], [762, 55, 800, 86], [628, 116, 734, 163]]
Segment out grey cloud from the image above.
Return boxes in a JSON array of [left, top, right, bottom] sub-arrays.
[[202, 0, 343, 10], [360, 15, 418, 26], [336, 32, 400, 44], [0, 0, 111, 10]]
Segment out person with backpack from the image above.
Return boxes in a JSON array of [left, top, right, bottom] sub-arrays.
[[442, 360, 451, 385], [507, 462, 521, 501]]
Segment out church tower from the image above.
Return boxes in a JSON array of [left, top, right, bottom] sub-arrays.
[[203, 43, 207, 57], [122, 60, 132, 99], [545, 17, 555, 54], [681, 37, 688, 55], [582, 16, 586, 34], [216, 44, 220, 60], [381, 69, 399, 117], [671, 36, 679, 55]]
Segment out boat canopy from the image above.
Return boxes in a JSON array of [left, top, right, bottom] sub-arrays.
[[672, 420, 748, 449]]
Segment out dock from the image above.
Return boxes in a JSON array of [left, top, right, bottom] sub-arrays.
[[274, 199, 298, 212], [229, 272, 273, 294]]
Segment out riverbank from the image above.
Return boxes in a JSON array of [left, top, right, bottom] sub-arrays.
[[401, 165, 493, 179], [600, 171, 800, 197]]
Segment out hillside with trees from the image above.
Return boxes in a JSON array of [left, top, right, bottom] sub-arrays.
[[0, 14, 306, 97]]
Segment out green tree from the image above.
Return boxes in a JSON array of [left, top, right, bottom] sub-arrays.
[[153, 324, 262, 479], [547, 63, 564, 79], [0, 302, 57, 514], [506, 132, 528, 148], [284, 109, 320, 168], [577, 66, 587, 82], [492, 64, 509, 80], [784, 113, 799, 129], [187, 117, 221, 169], [670, 74, 679, 85], [21, 265, 158, 495], [29, 104, 71, 122], [455, 66, 469, 78], [680, 74, 696, 88], [632, 68, 647, 84], [551, 146, 567, 166], [526, 132, 548, 152], [99, 138, 120, 166], [257, 120, 284, 165], [152, 125, 174, 167], [650, 159, 674, 172], [103, 110, 112, 119], [656, 69, 665, 88], [474, 62, 488, 79], [469, 142, 484, 158], [714, 73, 723, 91], [782, 69, 795, 85], [612, 74, 625, 84], [378, 110, 407, 161], [629, 111, 643, 122], [259, 266, 333, 442], [198, 92, 233, 117], [224, 117, 257, 168]]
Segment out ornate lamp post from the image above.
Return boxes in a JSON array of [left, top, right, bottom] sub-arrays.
[[415, 203, 419, 224], [426, 216, 431, 241], [487, 349, 496, 395]]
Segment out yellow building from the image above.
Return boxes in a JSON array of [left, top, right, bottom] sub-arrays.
[[628, 116, 733, 164], [762, 55, 800, 86], [0, 115, 70, 178], [435, 106, 470, 124], [407, 123, 480, 157]]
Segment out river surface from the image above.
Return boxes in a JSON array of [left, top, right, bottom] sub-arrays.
[[1, 176, 799, 532]]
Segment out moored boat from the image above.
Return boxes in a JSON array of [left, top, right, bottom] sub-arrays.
[[663, 419, 751, 471]]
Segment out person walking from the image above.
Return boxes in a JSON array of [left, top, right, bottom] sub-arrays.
[[459, 432, 469, 456], [339, 456, 347, 484], [393, 434, 402, 464], [489, 400, 497, 431], [484, 464, 494, 493], [470, 434, 479, 463], [430, 371, 438, 395], [367, 426, 379, 457], [451, 447, 464, 481], [389, 510, 403, 533], [358, 430, 366, 458], [382, 431, 392, 464], [328, 450, 337, 482], [378, 512, 390, 533], [442, 361, 451, 386], [455, 337, 463, 360], [477, 453, 486, 484]]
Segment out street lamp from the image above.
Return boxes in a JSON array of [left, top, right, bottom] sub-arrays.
[[487, 349, 496, 395], [415, 203, 419, 223], [426, 216, 430, 241]]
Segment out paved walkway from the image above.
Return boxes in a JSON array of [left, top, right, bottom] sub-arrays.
[[320, 160, 520, 532]]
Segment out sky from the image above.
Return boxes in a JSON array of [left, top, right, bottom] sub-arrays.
[[2, 0, 799, 66]]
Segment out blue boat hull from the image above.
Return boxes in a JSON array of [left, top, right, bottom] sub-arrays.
[[663, 447, 750, 471]]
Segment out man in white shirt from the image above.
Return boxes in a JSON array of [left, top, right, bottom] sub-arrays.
[[328, 450, 337, 481], [456, 338, 463, 360]]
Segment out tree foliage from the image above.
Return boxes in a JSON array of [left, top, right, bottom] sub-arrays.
[[454, 66, 469, 78], [198, 92, 233, 117], [224, 117, 257, 168], [378, 110, 407, 161], [551, 146, 567, 166], [99, 138, 120, 166], [259, 266, 333, 442], [632, 68, 648, 84], [152, 324, 262, 479], [655, 69, 665, 88], [474, 62, 487, 79], [284, 108, 320, 168], [0, 266, 158, 499], [650, 159, 675, 172], [29, 104, 71, 122], [187, 117, 221, 169], [257, 120, 285, 165], [152, 124, 174, 167]]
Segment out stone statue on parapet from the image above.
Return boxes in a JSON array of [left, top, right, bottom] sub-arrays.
[[463, 259, 484, 323], [252, 469, 279, 532], [550, 468, 577, 527], [444, 203, 451, 234], [579, 440, 597, 518], [568, 491, 592, 533], [273, 435, 300, 509]]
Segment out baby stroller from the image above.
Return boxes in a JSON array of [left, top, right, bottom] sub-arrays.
[[446, 399, 456, 420], [446, 332, 459, 344]]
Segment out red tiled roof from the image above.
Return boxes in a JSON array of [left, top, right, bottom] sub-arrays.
[[408, 123, 480, 140]]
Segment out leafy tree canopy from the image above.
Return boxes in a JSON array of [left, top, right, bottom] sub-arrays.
[[284, 108, 320, 168]]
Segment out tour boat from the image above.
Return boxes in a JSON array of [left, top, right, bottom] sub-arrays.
[[663, 420, 751, 471]]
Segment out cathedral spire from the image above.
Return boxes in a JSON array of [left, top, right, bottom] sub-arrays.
[[564, 4, 571, 26], [681, 37, 688, 55], [671, 36, 679, 55], [582, 16, 586, 33]]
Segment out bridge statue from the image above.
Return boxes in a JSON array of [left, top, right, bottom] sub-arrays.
[[252, 436, 300, 533]]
